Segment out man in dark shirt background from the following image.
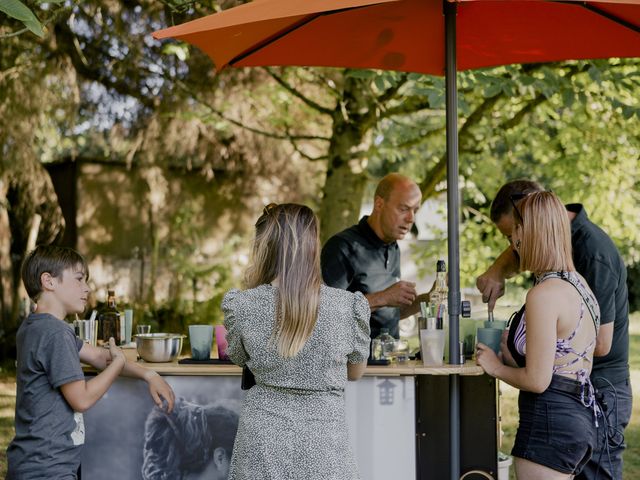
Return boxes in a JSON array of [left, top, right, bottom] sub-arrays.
[[321, 173, 430, 339], [477, 179, 631, 480]]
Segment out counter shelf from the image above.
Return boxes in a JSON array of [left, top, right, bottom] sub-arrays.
[[83, 358, 484, 377], [81, 360, 496, 479]]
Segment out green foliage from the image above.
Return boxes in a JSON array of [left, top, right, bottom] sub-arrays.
[[367, 60, 640, 292], [467, 61, 640, 262], [0, 0, 44, 37], [125, 231, 240, 344], [162, 42, 190, 61], [0, 0, 70, 38]]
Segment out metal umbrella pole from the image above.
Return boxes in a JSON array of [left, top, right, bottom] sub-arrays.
[[444, 2, 462, 479]]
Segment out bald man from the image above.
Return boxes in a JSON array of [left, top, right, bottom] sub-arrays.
[[321, 173, 430, 340]]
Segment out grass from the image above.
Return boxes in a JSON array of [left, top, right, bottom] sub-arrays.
[[0, 314, 638, 478]]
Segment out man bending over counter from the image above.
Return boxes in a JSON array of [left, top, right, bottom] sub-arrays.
[[321, 173, 430, 340]]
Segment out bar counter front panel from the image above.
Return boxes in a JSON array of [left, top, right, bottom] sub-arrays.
[[81, 361, 496, 479]]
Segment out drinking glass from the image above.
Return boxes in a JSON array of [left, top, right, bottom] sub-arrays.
[[420, 329, 445, 366], [136, 324, 151, 335]]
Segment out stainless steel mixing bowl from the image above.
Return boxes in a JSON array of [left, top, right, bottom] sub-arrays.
[[135, 333, 185, 362]]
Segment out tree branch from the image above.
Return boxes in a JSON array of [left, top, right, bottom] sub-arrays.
[[290, 141, 328, 162], [376, 73, 409, 105], [178, 82, 330, 142], [381, 97, 432, 118], [497, 62, 588, 132], [385, 126, 445, 151], [264, 68, 335, 115], [499, 93, 546, 131], [419, 93, 501, 201], [308, 70, 342, 99], [0, 27, 29, 39], [53, 21, 156, 108], [418, 63, 587, 201]]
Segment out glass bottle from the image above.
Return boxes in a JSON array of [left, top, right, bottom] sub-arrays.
[[371, 337, 383, 360], [431, 260, 448, 308], [375, 328, 396, 360], [98, 290, 121, 345], [430, 260, 449, 359]]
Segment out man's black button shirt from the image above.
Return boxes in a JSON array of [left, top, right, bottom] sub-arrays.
[[321, 216, 401, 339]]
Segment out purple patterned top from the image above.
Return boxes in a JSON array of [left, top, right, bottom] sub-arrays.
[[507, 271, 600, 413]]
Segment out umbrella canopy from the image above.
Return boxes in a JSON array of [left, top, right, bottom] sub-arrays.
[[153, 2, 639, 479], [153, 0, 640, 74]]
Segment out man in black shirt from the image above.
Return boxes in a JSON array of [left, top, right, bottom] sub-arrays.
[[321, 173, 430, 339], [477, 179, 631, 480]]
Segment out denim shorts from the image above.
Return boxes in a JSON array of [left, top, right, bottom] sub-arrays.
[[512, 375, 598, 475]]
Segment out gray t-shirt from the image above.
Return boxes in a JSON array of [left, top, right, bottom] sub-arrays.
[[7, 313, 86, 479]]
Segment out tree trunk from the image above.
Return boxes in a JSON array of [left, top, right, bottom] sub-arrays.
[[0, 156, 64, 357], [319, 76, 377, 244], [141, 166, 169, 308], [0, 176, 13, 353]]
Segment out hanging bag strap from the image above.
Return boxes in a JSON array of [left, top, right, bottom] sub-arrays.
[[537, 271, 600, 330]]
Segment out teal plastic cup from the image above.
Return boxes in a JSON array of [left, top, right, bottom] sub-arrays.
[[189, 325, 214, 360], [476, 327, 502, 355], [484, 319, 508, 331]]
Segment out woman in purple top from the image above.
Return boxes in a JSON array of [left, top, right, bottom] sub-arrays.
[[476, 191, 600, 480]]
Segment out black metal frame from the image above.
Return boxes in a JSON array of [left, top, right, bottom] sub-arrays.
[[443, 2, 462, 478], [415, 374, 499, 479]]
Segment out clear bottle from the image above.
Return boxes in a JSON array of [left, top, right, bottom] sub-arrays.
[[371, 338, 383, 360], [98, 290, 121, 345], [430, 260, 449, 359], [432, 260, 448, 305], [375, 328, 396, 360]]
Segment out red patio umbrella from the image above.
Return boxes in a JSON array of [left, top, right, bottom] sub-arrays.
[[153, 2, 640, 478], [153, 0, 640, 74]]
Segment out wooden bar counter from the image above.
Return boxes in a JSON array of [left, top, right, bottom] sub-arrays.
[[81, 359, 496, 480], [112, 358, 485, 376]]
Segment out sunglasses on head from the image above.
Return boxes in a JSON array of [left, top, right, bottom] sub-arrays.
[[509, 193, 527, 223], [509, 190, 554, 223]]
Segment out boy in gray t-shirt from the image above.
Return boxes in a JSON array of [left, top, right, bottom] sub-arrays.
[[7, 245, 176, 479]]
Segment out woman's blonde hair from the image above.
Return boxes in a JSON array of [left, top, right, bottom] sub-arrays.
[[244, 203, 322, 358], [516, 191, 575, 273]]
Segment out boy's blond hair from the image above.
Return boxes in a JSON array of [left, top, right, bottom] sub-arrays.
[[517, 192, 574, 273], [22, 245, 88, 301]]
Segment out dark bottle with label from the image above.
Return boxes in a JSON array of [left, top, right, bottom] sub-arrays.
[[98, 290, 121, 345]]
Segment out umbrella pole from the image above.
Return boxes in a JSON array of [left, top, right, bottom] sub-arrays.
[[444, 2, 461, 480]]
